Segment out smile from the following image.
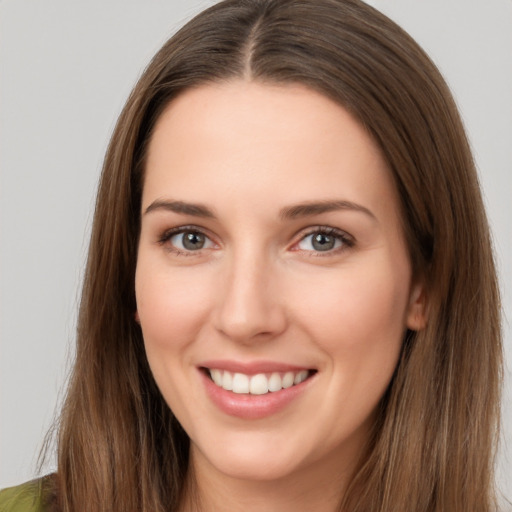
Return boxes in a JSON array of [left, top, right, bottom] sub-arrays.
[[207, 368, 313, 395], [199, 363, 317, 419]]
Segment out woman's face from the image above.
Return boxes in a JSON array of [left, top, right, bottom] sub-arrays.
[[135, 81, 425, 485]]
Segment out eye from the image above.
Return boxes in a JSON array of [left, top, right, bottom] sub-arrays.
[[295, 228, 353, 253], [160, 227, 216, 253]]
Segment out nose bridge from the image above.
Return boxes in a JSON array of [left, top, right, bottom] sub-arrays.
[[215, 243, 286, 342]]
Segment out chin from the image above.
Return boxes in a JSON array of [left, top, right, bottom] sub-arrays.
[[190, 429, 315, 482]]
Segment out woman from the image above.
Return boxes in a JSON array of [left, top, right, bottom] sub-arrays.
[[0, 0, 503, 510]]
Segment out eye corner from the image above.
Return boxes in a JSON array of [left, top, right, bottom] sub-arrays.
[[157, 225, 219, 256], [291, 226, 355, 256]]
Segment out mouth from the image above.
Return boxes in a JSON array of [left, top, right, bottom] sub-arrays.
[[199, 362, 317, 419], [202, 367, 317, 395]]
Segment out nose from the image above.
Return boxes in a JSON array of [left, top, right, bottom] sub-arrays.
[[214, 251, 288, 344]]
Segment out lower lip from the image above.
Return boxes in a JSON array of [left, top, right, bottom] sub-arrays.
[[200, 370, 313, 420]]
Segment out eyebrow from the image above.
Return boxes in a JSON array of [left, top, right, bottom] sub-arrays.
[[144, 198, 376, 221], [279, 200, 376, 221], [144, 200, 215, 218]]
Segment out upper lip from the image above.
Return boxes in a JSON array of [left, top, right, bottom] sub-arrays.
[[198, 359, 315, 375]]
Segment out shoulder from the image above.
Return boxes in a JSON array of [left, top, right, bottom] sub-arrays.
[[0, 477, 54, 512]]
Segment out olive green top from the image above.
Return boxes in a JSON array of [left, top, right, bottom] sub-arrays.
[[0, 479, 49, 512]]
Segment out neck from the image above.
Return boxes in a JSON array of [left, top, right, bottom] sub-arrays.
[[178, 442, 365, 512]]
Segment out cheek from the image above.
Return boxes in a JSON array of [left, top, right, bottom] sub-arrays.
[[134, 262, 215, 416], [294, 259, 410, 364], [135, 263, 213, 353], [291, 259, 411, 441]]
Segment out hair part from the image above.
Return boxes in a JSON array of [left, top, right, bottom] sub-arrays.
[[45, 1, 502, 511]]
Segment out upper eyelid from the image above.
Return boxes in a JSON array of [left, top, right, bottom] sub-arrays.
[[290, 226, 355, 253], [156, 224, 354, 250], [293, 226, 354, 242], [158, 224, 351, 236], [159, 225, 214, 241], [157, 226, 217, 256]]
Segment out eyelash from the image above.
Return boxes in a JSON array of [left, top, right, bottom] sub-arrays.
[[157, 225, 216, 256], [157, 225, 355, 256], [294, 227, 355, 256]]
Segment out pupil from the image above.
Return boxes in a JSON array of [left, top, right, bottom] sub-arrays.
[[312, 233, 335, 251], [183, 232, 205, 250]]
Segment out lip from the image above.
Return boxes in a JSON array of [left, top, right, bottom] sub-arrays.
[[199, 359, 312, 375], [198, 360, 316, 420]]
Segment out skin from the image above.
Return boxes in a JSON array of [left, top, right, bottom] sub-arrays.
[[135, 81, 426, 512]]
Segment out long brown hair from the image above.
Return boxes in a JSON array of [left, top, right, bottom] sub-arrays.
[[48, 1, 502, 510]]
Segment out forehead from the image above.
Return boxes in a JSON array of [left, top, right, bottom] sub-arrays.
[[143, 80, 400, 224]]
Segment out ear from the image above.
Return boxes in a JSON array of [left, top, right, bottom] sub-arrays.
[[134, 311, 140, 324], [406, 280, 428, 331]]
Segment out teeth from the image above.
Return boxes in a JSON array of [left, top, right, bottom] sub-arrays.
[[232, 373, 249, 394], [282, 371, 294, 388], [294, 370, 309, 385], [222, 371, 233, 391], [208, 368, 311, 395], [249, 374, 268, 395], [211, 369, 223, 386], [268, 372, 282, 392]]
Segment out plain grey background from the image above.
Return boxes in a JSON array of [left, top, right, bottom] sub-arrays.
[[1, 0, 511, 503]]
